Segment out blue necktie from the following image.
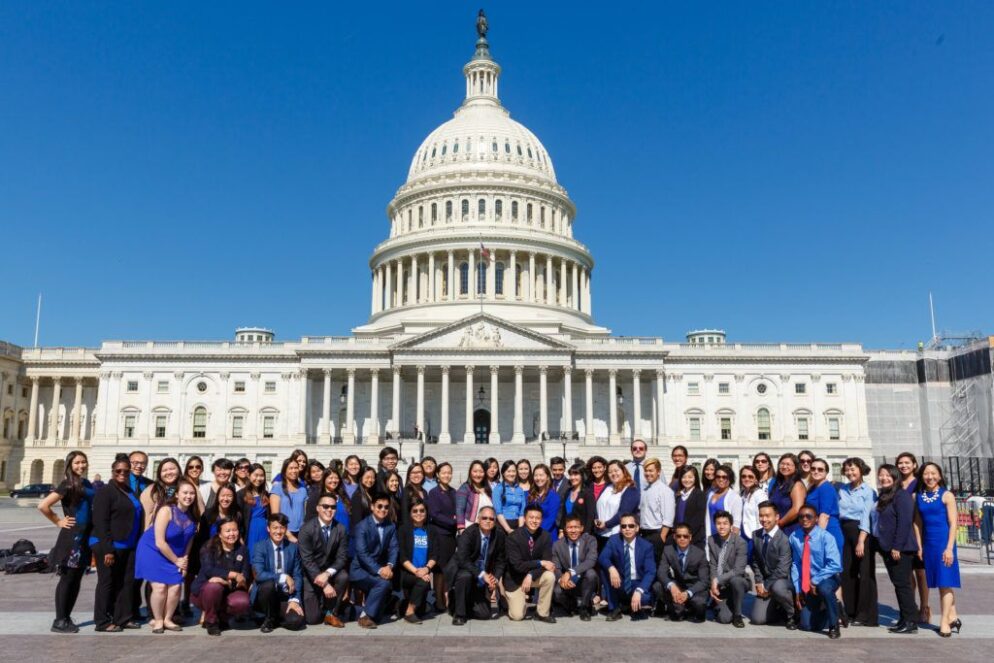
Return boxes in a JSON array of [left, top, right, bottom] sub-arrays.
[[762, 533, 770, 561], [622, 543, 634, 593], [678, 550, 686, 574], [322, 525, 331, 544], [570, 542, 578, 570], [633, 462, 641, 489], [478, 535, 490, 586]]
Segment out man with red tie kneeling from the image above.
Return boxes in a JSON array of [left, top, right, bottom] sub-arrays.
[[790, 504, 843, 638]]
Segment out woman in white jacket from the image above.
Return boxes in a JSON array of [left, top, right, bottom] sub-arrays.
[[738, 465, 769, 560], [704, 464, 743, 541]]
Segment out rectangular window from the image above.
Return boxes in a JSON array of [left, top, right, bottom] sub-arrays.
[[689, 417, 701, 441], [126, 381, 139, 393], [193, 410, 207, 438], [720, 417, 732, 440], [797, 417, 809, 440], [157, 381, 169, 394], [0, 460, 6, 482], [795, 383, 806, 395], [826, 383, 837, 395], [232, 415, 244, 439], [234, 381, 246, 393], [263, 416, 275, 439], [154, 415, 166, 439], [262, 460, 273, 478], [828, 417, 841, 440], [264, 381, 276, 393], [718, 382, 729, 394], [5, 384, 11, 395], [687, 382, 700, 395], [123, 415, 136, 438], [22, 386, 28, 398]]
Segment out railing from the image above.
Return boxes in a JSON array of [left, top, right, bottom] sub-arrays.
[[954, 497, 994, 564], [103, 340, 289, 353], [677, 342, 852, 352], [21, 347, 97, 360], [0, 341, 22, 359]]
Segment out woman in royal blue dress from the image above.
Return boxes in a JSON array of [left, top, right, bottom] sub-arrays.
[[806, 457, 847, 625], [768, 453, 807, 536], [914, 462, 962, 637], [135, 478, 200, 633], [527, 464, 561, 542]]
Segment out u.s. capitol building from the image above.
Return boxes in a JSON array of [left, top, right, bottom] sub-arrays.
[[0, 22, 910, 488]]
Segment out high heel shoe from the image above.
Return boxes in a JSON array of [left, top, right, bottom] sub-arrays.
[[938, 630, 951, 638], [950, 618, 962, 634]]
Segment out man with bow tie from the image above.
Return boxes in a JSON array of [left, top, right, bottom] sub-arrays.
[[349, 493, 399, 629], [298, 492, 349, 627]]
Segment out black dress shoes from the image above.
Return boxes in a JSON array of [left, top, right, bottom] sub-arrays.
[[259, 621, 275, 633], [578, 608, 591, 622], [451, 616, 467, 626], [605, 609, 623, 622], [535, 614, 557, 624], [889, 622, 918, 634], [731, 616, 745, 629], [828, 626, 841, 639], [785, 618, 799, 631], [50, 619, 78, 634]]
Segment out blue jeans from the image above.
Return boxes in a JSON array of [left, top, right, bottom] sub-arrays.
[[799, 576, 840, 632]]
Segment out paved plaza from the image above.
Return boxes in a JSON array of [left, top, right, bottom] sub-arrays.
[[2, 498, 992, 661]]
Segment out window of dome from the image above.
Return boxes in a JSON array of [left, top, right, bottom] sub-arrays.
[[495, 262, 505, 295], [453, 140, 459, 154], [418, 206, 424, 228], [527, 146, 533, 159], [461, 199, 469, 220], [422, 150, 428, 163], [491, 140, 498, 153], [527, 203, 533, 223], [540, 206, 545, 228], [516, 144, 522, 156], [511, 201, 518, 221], [478, 198, 486, 218], [431, 203, 437, 223], [467, 138, 472, 154], [476, 262, 486, 295], [515, 264, 523, 297], [441, 143, 447, 156], [504, 141, 510, 154], [445, 201, 452, 221], [495, 199, 502, 220], [459, 262, 469, 295], [431, 146, 436, 158]]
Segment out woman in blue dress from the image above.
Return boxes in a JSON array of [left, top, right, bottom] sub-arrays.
[[240, 463, 271, 556], [767, 453, 807, 536], [806, 459, 845, 552], [270, 456, 306, 541], [527, 464, 561, 541], [135, 478, 199, 633], [914, 462, 962, 637]]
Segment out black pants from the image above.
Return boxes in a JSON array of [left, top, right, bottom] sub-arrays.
[[301, 571, 350, 625], [640, 529, 666, 565], [553, 568, 599, 611], [653, 580, 707, 620], [450, 570, 494, 620], [54, 565, 87, 622], [841, 519, 878, 623], [401, 570, 431, 613], [254, 581, 305, 629], [94, 548, 136, 628], [881, 550, 917, 625]]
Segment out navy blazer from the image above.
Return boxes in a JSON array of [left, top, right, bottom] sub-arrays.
[[251, 539, 303, 602], [874, 489, 917, 553], [349, 515, 399, 581], [598, 534, 656, 595]]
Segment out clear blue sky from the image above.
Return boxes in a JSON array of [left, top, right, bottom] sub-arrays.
[[2, 2, 992, 350]]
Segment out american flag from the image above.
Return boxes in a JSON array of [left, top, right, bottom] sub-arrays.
[[480, 241, 492, 261]]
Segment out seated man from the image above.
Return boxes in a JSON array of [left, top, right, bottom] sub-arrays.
[[250, 513, 305, 632], [790, 503, 843, 639], [598, 513, 656, 621], [444, 506, 506, 625], [501, 504, 556, 623], [297, 492, 349, 627], [653, 522, 709, 622], [750, 500, 796, 628], [707, 509, 749, 627], [348, 492, 398, 629], [552, 514, 599, 620]]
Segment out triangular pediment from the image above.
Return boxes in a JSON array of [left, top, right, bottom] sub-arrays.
[[391, 313, 573, 351]]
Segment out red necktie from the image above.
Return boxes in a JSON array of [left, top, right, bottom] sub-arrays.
[[801, 534, 812, 593]]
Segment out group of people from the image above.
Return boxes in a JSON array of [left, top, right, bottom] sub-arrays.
[[36, 443, 962, 638]]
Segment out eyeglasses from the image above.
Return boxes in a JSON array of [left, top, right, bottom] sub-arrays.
[[632, 446, 646, 452], [799, 459, 812, 465], [619, 524, 637, 529], [411, 508, 427, 514], [811, 467, 827, 474], [372, 504, 389, 511], [130, 461, 146, 467], [317, 504, 337, 510], [798, 513, 816, 520], [236, 465, 250, 471], [112, 468, 129, 475], [478, 516, 495, 521], [674, 533, 691, 539], [715, 475, 729, 481], [188, 465, 203, 470], [754, 459, 769, 464]]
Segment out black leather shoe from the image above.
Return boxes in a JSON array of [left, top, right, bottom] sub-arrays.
[[887, 621, 906, 632], [828, 627, 841, 639], [260, 621, 275, 633], [50, 619, 76, 634], [732, 616, 745, 628], [207, 623, 222, 636], [785, 618, 799, 631], [122, 621, 142, 629], [451, 617, 467, 626], [535, 614, 557, 624], [579, 609, 591, 622], [605, 609, 623, 622], [890, 622, 918, 634]]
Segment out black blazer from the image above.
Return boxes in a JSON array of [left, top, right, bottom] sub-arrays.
[[874, 489, 918, 553], [443, 523, 507, 586], [657, 543, 710, 596], [91, 482, 143, 556], [397, 522, 440, 570], [557, 486, 594, 533], [503, 527, 553, 592], [672, 488, 708, 548], [297, 517, 349, 582]]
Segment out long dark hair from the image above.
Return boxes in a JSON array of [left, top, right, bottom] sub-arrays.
[[774, 453, 801, 495], [917, 462, 947, 493], [466, 460, 492, 497], [875, 464, 902, 512], [676, 465, 701, 492], [322, 467, 351, 512], [499, 460, 518, 488], [343, 454, 363, 485], [241, 463, 270, 509], [61, 450, 88, 506], [529, 463, 552, 503], [204, 484, 240, 527], [206, 517, 241, 558], [151, 457, 181, 506], [739, 465, 760, 498], [701, 458, 720, 491], [184, 455, 204, 481]]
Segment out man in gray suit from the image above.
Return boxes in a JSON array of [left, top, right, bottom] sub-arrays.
[[297, 492, 350, 627], [750, 500, 796, 628], [551, 514, 599, 620], [707, 510, 749, 627], [653, 523, 709, 621]]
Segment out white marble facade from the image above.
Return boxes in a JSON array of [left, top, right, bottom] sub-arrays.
[[0, 26, 874, 488]]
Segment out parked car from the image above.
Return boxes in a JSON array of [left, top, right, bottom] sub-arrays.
[[9, 484, 54, 499]]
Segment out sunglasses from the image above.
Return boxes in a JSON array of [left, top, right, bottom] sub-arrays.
[[188, 465, 203, 470], [317, 504, 337, 510], [674, 534, 691, 539], [632, 446, 646, 452], [479, 516, 495, 521], [619, 524, 637, 529], [798, 513, 816, 520], [112, 468, 129, 475], [799, 459, 812, 465], [811, 467, 828, 473], [236, 465, 250, 471], [715, 475, 729, 481], [372, 504, 390, 511]]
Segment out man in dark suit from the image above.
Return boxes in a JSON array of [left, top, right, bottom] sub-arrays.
[[251, 513, 305, 632], [550, 457, 568, 494], [444, 506, 506, 625], [348, 492, 398, 628], [598, 513, 656, 621], [297, 492, 349, 627], [707, 509, 749, 627], [750, 500, 796, 628], [552, 514, 599, 620], [502, 504, 556, 623], [654, 522, 709, 621]]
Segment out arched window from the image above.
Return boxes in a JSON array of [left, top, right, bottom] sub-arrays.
[[540, 206, 545, 228], [445, 201, 452, 221], [430, 146, 436, 158], [757, 408, 771, 440], [193, 406, 207, 438], [517, 144, 522, 156], [431, 203, 437, 222], [459, 262, 469, 295], [478, 198, 486, 218], [418, 206, 423, 227], [511, 201, 518, 221], [461, 199, 469, 220], [495, 262, 505, 295], [491, 140, 498, 153], [476, 262, 486, 295], [495, 199, 502, 219], [504, 141, 510, 154], [453, 140, 459, 154], [527, 146, 533, 159], [441, 143, 447, 156], [526, 203, 533, 223]]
